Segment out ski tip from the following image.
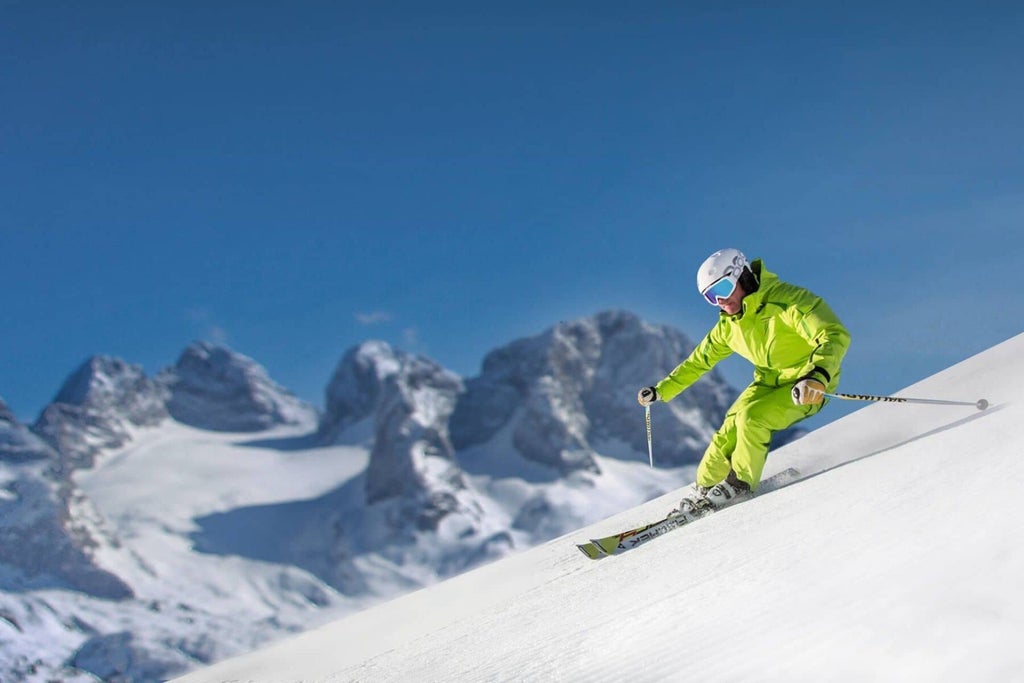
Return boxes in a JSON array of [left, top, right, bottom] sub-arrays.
[[577, 543, 605, 560]]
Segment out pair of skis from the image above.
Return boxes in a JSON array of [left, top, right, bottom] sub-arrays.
[[577, 467, 800, 559]]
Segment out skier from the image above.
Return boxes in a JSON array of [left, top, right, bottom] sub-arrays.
[[637, 248, 850, 512]]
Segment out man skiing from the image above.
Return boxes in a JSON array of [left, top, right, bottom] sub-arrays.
[[638, 248, 850, 512]]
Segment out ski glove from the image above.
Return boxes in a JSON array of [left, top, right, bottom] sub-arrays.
[[791, 377, 826, 406], [638, 386, 659, 406]]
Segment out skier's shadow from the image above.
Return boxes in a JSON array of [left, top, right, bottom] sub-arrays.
[[794, 402, 1006, 486]]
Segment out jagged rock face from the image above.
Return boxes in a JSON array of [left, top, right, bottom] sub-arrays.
[[318, 341, 401, 444], [1, 408, 132, 599], [320, 342, 467, 525], [1, 397, 53, 464], [32, 356, 169, 472], [1, 397, 55, 465], [451, 310, 737, 472], [70, 631, 189, 682], [50, 357, 168, 423], [364, 354, 465, 513], [450, 323, 599, 475], [578, 312, 738, 465], [0, 472, 133, 599], [161, 343, 313, 432]]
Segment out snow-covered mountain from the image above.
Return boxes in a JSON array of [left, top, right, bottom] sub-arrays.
[[160, 342, 315, 432], [0, 312, 811, 681], [189, 340, 504, 598], [1, 396, 52, 464], [175, 331, 1024, 683], [33, 356, 168, 473], [319, 340, 470, 514], [0, 391, 133, 602], [451, 310, 736, 473]]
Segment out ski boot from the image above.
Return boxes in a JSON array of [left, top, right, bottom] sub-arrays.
[[706, 473, 753, 510], [669, 482, 713, 517]]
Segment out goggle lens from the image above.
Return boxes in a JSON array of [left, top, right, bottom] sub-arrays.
[[702, 276, 737, 305]]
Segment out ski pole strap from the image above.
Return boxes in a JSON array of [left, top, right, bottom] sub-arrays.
[[824, 392, 989, 410]]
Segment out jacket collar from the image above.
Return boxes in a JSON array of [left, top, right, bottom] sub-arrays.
[[722, 259, 773, 320]]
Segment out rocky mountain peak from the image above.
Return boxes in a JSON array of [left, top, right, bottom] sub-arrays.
[[318, 341, 403, 444], [32, 355, 169, 472], [52, 355, 168, 420], [451, 310, 737, 473], [363, 350, 465, 509], [160, 342, 315, 432], [319, 341, 468, 526]]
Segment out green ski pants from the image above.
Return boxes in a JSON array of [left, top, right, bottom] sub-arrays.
[[696, 382, 823, 490]]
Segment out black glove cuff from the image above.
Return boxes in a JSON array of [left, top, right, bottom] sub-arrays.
[[801, 366, 831, 385]]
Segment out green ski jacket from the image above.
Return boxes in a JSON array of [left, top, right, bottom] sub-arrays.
[[656, 260, 851, 402]]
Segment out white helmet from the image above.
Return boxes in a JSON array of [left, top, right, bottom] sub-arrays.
[[696, 248, 750, 305]]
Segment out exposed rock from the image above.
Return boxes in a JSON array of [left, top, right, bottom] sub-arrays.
[[161, 342, 314, 432]]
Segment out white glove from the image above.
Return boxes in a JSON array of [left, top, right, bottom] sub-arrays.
[[637, 386, 659, 406], [791, 377, 826, 406]]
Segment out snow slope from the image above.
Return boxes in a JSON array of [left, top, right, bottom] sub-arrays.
[[175, 332, 1023, 682]]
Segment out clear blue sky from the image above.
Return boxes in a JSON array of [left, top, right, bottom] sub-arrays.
[[3, 3, 1023, 429]]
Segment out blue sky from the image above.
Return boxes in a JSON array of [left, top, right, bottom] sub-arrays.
[[3, 3, 1023, 430]]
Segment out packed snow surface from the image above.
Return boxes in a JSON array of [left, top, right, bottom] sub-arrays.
[[175, 333, 1024, 682]]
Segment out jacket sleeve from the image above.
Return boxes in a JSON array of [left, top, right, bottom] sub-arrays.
[[784, 291, 851, 386], [655, 323, 733, 402]]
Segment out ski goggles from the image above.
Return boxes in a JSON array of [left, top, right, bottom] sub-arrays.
[[701, 275, 738, 305]]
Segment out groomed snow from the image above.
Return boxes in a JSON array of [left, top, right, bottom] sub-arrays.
[[174, 333, 1024, 682]]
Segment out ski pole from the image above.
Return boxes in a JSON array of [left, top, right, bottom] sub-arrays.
[[823, 392, 989, 411], [645, 405, 654, 468]]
